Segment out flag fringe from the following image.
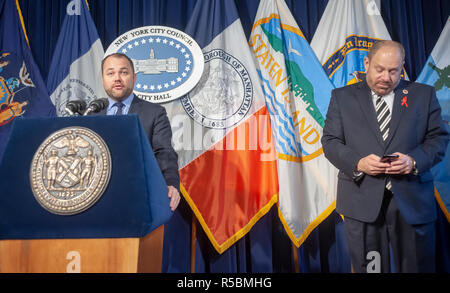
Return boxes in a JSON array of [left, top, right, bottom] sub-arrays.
[[278, 201, 336, 248], [181, 182, 278, 254], [15, 0, 30, 47], [435, 187, 450, 223]]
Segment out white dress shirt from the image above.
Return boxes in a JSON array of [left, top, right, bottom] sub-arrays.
[[371, 90, 394, 114]]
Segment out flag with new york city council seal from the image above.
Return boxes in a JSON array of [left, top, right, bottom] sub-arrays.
[[249, 0, 338, 247], [104, 25, 204, 104]]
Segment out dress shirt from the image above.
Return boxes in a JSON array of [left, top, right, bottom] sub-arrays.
[[106, 93, 134, 115], [371, 90, 394, 114]]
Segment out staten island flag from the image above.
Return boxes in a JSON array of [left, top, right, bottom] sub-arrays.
[[164, 0, 279, 253], [417, 16, 450, 221], [310, 0, 397, 88], [47, 0, 106, 116], [249, 0, 338, 246]]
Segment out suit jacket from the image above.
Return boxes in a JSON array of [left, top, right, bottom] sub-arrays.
[[97, 95, 180, 189], [322, 80, 449, 225]]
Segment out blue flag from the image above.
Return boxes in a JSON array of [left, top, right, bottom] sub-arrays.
[[47, 0, 106, 116], [0, 0, 55, 161], [417, 17, 450, 220]]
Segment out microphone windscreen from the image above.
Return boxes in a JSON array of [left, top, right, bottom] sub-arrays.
[[66, 100, 87, 114], [88, 98, 109, 112]]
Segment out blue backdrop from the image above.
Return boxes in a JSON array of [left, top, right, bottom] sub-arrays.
[[16, 0, 450, 272]]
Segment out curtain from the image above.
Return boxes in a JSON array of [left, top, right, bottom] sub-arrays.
[[16, 0, 450, 272]]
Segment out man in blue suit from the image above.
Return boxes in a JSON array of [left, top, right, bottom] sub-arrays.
[[322, 40, 449, 273], [101, 53, 180, 212]]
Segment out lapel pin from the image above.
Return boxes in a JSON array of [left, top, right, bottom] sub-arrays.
[[401, 96, 408, 108], [402, 89, 408, 95]]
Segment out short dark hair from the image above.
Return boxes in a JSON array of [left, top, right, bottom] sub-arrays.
[[368, 40, 405, 62], [101, 53, 135, 73]]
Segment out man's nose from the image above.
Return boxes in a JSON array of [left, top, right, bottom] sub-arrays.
[[381, 70, 391, 81], [112, 73, 122, 81]]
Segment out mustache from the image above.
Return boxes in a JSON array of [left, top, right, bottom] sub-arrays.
[[377, 81, 393, 86]]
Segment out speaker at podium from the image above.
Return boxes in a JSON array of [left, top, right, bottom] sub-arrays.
[[0, 115, 173, 273]]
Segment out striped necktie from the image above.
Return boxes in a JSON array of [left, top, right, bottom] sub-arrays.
[[376, 95, 390, 141], [376, 95, 392, 190], [113, 102, 125, 115]]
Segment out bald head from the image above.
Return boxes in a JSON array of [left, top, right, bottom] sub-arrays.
[[364, 40, 405, 96], [368, 40, 405, 63]]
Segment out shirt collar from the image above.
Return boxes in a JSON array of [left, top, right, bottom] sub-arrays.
[[370, 90, 394, 100], [107, 93, 134, 112]]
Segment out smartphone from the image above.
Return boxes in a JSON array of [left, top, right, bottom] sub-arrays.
[[380, 154, 399, 163]]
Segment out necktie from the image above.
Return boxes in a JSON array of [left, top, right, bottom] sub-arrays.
[[376, 95, 392, 190], [376, 96, 390, 141], [113, 102, 125, 115]]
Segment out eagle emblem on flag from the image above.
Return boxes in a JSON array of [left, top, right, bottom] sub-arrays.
[[0, 52, 34, 126]]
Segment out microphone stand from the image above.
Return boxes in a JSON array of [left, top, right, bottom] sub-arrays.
[[64, 107, 76, 116]]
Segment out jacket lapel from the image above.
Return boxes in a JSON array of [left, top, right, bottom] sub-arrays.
[[356, 80, 385, 147], [128, 95, 140, 115], [384, 80, 407, 147]]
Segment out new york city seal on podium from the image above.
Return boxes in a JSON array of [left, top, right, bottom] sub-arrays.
[[30, 127, 111, 215]]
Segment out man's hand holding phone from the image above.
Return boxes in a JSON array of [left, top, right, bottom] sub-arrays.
[[385, 152, 415, 175], [357, 154, 391, 176], [380, 154, 399, 163], [357, 153, 415, 175]]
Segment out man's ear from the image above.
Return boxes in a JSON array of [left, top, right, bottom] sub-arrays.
[[363, 57, 369, 73]]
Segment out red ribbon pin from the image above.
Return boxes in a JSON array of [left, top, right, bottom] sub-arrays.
[[401, 96, 408, 107]]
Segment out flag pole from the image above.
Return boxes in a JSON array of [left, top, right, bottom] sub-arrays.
[[291, 242, 300, 273], [190, 215, 197, 273]]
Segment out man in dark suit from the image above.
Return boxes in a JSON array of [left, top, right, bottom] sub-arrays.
[[322, 40, 449, 272], [101, 53, 180, 211]]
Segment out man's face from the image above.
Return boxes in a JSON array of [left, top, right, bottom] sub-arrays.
[[102, 56, 136, 101], [364, 46, 404, 96]]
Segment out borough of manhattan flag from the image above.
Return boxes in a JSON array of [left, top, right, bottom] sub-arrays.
[[250, 0, 338, 247], [47, 0, 106, 116], [163, 0, 279, 254], [310, 0, 398, 88], [417, 16, 450, 221], [0, 0, 55, 161]]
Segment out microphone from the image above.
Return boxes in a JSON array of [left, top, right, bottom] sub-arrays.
[[83, 98, 109, 116], [65, 100, 87, 116]]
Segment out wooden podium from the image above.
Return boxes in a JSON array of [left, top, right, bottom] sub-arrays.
[[0, 225, 164, 273]]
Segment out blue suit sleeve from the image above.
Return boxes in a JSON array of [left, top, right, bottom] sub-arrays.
[[408, 87, 450, 173], [322, 89, 363, 179], [150, 106, 180, 190]]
